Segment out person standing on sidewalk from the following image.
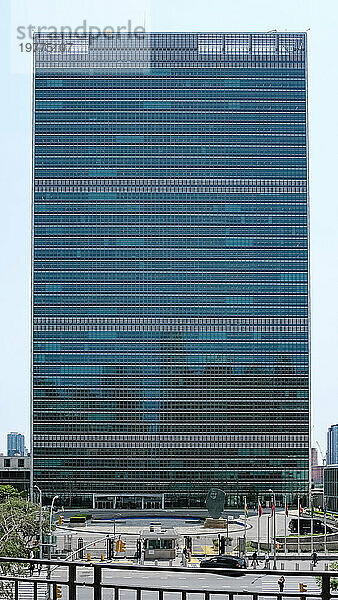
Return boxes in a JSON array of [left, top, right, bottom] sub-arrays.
[[278, 576, 285, 592], [311, 551, 318, 566], [251, 551, 259, 568], [264, 553, 270, 568]]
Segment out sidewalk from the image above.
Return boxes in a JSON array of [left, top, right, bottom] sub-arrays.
[[244, 557, 338, 570]]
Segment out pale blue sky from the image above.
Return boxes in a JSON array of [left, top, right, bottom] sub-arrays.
[[0, 0, 337, 459]]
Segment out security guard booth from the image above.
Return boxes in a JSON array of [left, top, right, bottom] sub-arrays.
[[141, 528, 178, 560]]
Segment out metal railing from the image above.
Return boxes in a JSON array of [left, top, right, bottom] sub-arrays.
[[0, 557, 337, 600]]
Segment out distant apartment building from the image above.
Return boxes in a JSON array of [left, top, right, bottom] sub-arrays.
[[312, 466, 324, 486], [7, 432, 26, 457], [327, 425, 338, 465], [0, 455, 31, 493], [311, 447, 323, 486]]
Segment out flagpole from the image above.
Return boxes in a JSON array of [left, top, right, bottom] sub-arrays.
[[310, 490, 314, 556], [284, 496, 287, 555], [272, 492, 276, 569], [298, 495, 301, 556], [244, 496, 247, 562], [258, 496, 261, 556]]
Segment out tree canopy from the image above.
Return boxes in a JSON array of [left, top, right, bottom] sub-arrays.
[[0, 485, 22, 504], [0, 485, 50, 598]]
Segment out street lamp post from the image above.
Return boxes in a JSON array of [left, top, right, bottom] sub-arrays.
[[269, 489, 277, 570], [113, 512, 122, 556], [47, 495, 59, 599], [49, 495, 59, 555], [34, 485, 43, 561]]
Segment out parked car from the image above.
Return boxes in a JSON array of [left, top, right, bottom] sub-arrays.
[[200, 555, 246, 573], [288, 518, 333, 534]]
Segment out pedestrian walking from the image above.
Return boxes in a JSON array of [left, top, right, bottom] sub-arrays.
[[278, 576, 285, 592], [251, 551, 259, 568], [311, 551, 318, 566], [264, 553, 270, 568]]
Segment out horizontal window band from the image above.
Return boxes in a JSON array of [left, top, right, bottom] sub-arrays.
[[34, 177, 307, 183], [33, 435, 307, 441], [35, 132, 306, 136], [33, 317, 307, 322]]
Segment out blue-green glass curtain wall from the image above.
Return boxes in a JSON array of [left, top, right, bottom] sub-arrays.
[[32, 32, 309, 508]]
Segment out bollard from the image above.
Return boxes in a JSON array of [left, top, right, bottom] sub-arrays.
[[101, 554, 105, 561], [296, 563, 299, 571], [87, 553, 91, 561], [299, 582, 308, 600], [281, 563, 284, 570]]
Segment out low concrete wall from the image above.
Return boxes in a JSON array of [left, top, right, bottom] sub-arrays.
[[144, 550, 176, 560], [252, 531, 338, 552], [204, 518, 229, 529]]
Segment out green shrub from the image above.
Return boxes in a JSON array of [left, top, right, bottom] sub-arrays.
[[69, 516, 86, 524], [329, 562, 338, 590], [316, 562, 338, 590]]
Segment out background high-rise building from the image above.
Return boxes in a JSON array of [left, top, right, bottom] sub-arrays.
[[324, 465, 338, 512], [311, 447, 318, 468], [7, 432, 25, 457], [32, 32, 310, 508], [311, 446, 324, 487], [327, 424, 338, 465]]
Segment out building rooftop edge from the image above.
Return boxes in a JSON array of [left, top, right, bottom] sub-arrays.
[[33, 31, 308, 36]]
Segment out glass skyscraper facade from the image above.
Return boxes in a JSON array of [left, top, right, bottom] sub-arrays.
[[7, 432, 25, 457], [32, 32, 309, 507], [327, 425, 338, 466]]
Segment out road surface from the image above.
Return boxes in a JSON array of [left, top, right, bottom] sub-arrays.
[[15, 565, 320, 600]]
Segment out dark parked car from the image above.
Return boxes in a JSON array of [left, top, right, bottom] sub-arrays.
[[289, 518, 333, 535], [200, 555, 246, 573]]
